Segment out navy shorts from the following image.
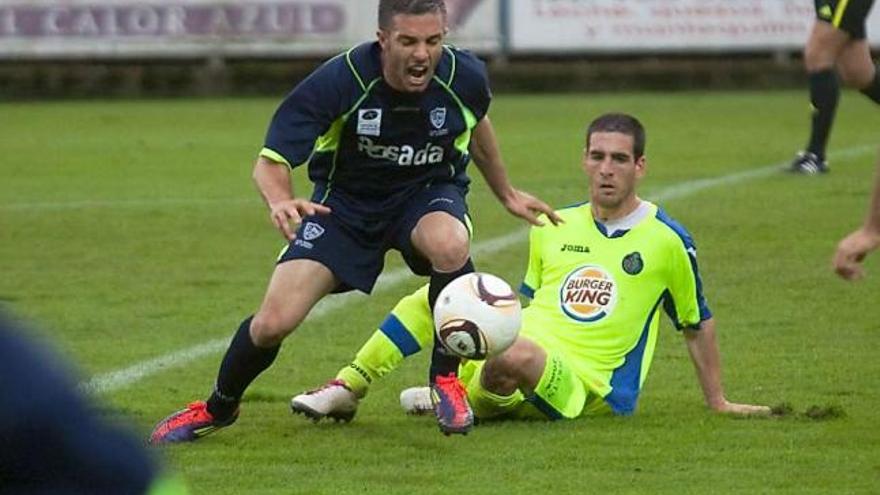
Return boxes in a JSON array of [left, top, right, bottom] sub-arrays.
[[815, 0, 874, 39], [278, 182, 471, 294]]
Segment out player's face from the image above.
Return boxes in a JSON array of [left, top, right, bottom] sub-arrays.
[[583, 131, 645, 212], [378, 12, 447, 93]]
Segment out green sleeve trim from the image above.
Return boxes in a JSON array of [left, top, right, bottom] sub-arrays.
[[319, 77, 382, 204], [315, 117, 345, 153], [443, 45, 456, 86], [259, 147, 293, 170], [432, 75, 478, 154], [343, 78, 381, 118], [463, 212, 474, 238], [345, 46, 367, 92]]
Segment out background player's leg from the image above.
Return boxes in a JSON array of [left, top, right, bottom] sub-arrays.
[[837, 40, 880, 103], [793, 22, 850, 172]]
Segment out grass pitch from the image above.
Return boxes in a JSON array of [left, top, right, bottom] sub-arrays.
[[1, 91, 879, 494]]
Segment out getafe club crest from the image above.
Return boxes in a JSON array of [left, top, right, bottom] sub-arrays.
[[429, 107, 447, 130], [302, 222, 325, 241], [622, 252, 644, 275], [559, 265, 617, 322]]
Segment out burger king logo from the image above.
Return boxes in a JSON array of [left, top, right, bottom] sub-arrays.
[[559, 265, 617, 322]]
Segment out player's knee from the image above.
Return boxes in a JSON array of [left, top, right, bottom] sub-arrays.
[[837, 63, 874, 89], [803, 43, 836, 73], [483, 344, 539, 390], [250, 309, 300, 346], [429, 237, 470, 272], [413, 214, 470, 271], [480, 358, 518, 394]]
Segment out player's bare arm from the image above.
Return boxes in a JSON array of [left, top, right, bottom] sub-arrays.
[[834, 228, 880, 280], [468, 116, 562, 226], [683, 318, 770, 416], [833, 152, 880, 280], [252, 155, 331, 241]]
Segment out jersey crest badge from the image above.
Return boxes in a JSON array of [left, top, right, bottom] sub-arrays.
[[429, 107, 447, 129], [357, 109, 382, 136], [559, 265, 617, 322], [622, 252, 643, 275], [303, 222, 326, 241]]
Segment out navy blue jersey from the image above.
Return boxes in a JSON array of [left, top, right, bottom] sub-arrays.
[[0, 315, 157, 494], [262, 42, 491, 210]]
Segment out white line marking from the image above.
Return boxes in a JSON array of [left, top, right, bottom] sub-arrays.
[[79, 230, 528, 395], [81, 145, 876, 394]]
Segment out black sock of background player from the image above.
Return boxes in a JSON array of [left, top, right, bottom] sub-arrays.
[[806, 69, 839, 159], [206, 315, 280, 420], [860, 69, 880, 104], [428, 258, 475, 383]]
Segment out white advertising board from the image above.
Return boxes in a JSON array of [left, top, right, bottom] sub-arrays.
[[0, 0, 499, 60], [510, 0, 880, 53]]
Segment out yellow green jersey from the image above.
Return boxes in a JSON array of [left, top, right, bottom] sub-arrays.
[[519, 201, 711, 415]]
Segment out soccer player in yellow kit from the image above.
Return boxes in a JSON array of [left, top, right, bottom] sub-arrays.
[[292, 113, 770, 422]]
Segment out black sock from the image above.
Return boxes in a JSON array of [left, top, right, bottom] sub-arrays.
[[206, 316, 280, 420], [860, 68, 880, 104], [806, 69, 839, 159], [428, 259, 475, 383]]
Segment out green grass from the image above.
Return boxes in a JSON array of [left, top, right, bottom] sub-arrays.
[[1, 91, 879, 494]]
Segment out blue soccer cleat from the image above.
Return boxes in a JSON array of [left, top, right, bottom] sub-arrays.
[[148, 401, 238, 445], [431, 373, 473, 436]]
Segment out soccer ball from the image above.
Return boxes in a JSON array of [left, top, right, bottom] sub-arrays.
[[433, 272, 522, 360]]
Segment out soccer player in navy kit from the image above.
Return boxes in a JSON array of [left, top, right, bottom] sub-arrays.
[[790, 0, 880, 174], [0, 312, 188, 494], [149, 0, 559, 442]]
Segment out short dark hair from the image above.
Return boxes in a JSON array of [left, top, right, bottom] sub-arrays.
[[586, 113, 646, 159], [378, 0, 447, 30]]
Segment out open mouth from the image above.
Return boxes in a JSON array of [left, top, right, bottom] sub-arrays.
[[406, 65, 430, 87]]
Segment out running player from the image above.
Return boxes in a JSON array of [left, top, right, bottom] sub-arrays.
[[292, 113, 770, 424], [790, 0, 880, 174], [148, 0, 558, 443]]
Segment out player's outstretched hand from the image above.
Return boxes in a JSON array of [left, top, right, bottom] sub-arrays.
[[711, 399, 771, 417], [504, 189, 563, 227], [269, 199, 331, 240], [832, 227, 880, 280]]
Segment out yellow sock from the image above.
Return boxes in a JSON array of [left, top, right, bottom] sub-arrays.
[[336, 332, 402, 398], [462, 363, 523, 419], [336, 285, 434, 397]]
